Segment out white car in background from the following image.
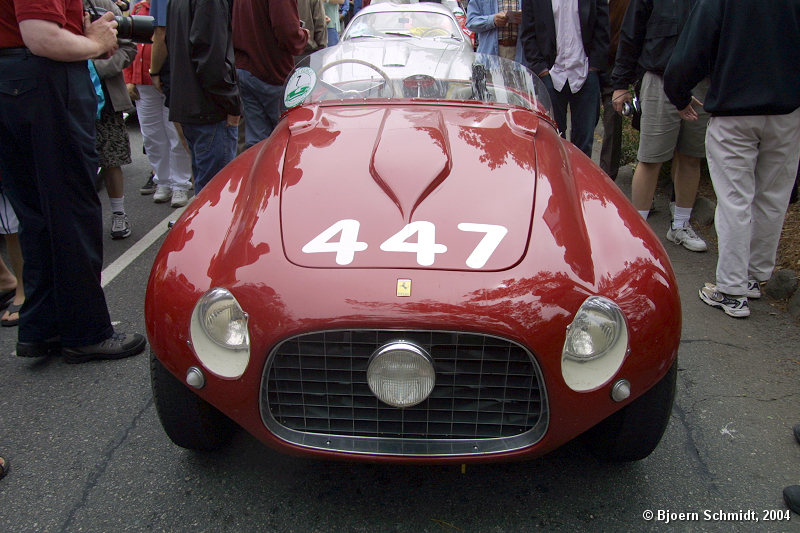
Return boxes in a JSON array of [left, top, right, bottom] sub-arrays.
[[364, 0, 476, 48], [341, 1, 473, 53]]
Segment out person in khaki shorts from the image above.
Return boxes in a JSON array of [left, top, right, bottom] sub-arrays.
[[610, 0, 708, 253]]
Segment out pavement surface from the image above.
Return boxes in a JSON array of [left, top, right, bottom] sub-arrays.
[[0, 122, 799, 532]]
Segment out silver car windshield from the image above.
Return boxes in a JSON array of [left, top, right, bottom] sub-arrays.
[[284, 44, 554, 121], [342, 10, 462, 41]]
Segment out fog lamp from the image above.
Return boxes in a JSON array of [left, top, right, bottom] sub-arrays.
[[367, 342, 435, 408]]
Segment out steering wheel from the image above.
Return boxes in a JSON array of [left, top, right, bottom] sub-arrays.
[[316, 59, 394, 99], [420, 27, 451, 38]]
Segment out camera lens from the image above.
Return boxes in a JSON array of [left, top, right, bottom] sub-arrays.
[[114, 15, 155, 43]]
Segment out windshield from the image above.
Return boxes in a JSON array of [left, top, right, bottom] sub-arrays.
[[284, 43, 554, 120], [343, 9, 462, 41]]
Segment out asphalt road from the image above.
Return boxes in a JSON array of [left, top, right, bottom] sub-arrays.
[[0, 123, 799, 533]]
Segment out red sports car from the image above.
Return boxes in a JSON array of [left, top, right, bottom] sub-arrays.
[[147, 44, 679, 464]]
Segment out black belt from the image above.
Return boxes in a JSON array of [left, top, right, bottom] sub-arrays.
[[0, 47, 32, 57]]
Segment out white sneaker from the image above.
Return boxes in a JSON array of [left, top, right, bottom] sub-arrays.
[[170, 189, 190, 207], [110, 212, 131, 239], [746, 279, 762, 299], [153, 185, 171, 203], [699, 283, 750, 318], [666, 224, 708, 252]]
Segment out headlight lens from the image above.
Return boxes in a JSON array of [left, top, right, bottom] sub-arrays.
[[197, 288, 249, 350], [367, 342, 436, 408], [563, 297, 622, 361], [562, 296, 628, 391], [189, 288, 250, 379]]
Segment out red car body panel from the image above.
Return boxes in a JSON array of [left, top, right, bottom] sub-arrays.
[[146, 100, 680, 464]]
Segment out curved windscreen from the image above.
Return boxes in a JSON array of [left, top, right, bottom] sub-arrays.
[[342, 9, 462, 41], [283, 43, 554, 120]]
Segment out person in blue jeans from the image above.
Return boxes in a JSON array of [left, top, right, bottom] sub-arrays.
[[324, 0, 346, 46], [233, 0, 308, 149], [166, 0, 241, 193], [520, 0, 609, 158]]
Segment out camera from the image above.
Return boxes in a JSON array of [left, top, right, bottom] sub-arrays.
[[622, 96, 641, 117], [88, 6, 155, 44]]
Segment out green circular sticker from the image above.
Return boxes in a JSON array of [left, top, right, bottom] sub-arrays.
[[285, 67, 317, 108]]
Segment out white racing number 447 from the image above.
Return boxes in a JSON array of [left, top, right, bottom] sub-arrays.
[[301, 219, 508, 268]]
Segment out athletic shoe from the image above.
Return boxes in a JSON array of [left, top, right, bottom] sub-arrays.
[[153, 185, 171, 203], [62, 332, 146, 364], [699, 283, 750, 318], [667, 224, 708, 252], [140, 172, 156, 195], [110, 212, 131, 239], [746, 280, 762, 299], [170, 189, 189, 207]]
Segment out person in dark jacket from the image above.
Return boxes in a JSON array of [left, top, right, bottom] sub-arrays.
[[166, 0, 242, 193], [598, 0, 629, 181], [610, 0, 708, 253], [296, 0, 328, 64], [233, 0, 308, 149], [663, 0, 800, 319], [520, 0, 609, 158]]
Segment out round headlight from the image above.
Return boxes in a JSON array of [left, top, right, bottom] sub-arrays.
[[563, 297, 623, 361], [562, 296, 628, 392], [197, 288, 249, 350], [189, 288, 250, 379], [367, 342, 436, 408]]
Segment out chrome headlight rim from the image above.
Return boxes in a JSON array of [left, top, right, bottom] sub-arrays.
[[366, 341, 436, 408]]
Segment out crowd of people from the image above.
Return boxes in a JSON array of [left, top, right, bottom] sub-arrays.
[[0, 0, 799, 511], [467, 0, 800, 513], [468, 0, 800, 324]]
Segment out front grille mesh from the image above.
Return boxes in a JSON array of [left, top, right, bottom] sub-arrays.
[[260, 330, 548, 454]]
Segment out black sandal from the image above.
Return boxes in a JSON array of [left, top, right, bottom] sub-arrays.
[[1, 302, 21, 327]]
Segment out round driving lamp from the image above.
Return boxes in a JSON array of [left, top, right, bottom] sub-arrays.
[[367, 342, 436, 408]]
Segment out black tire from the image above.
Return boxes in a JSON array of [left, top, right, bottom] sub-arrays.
[[583, 360, 677, 462], [150, 352, 237, 451]]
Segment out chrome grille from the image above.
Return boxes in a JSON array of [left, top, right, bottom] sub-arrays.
[[260, 330, 548, 456]]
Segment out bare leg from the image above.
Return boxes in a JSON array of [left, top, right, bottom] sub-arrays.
[[101, 166, 125, 200], [1, 233, 24, 323], [631, 160, 664, 211], [0, 254, 15, 293], [672, 151, 702, 209]]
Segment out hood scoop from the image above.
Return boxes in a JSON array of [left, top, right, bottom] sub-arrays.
[[369, 108, 451, 221]]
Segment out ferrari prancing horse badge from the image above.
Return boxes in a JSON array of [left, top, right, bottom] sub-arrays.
[[397, 279, 411, 297]]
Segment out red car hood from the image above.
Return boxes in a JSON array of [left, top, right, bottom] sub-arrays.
[[280, 104, 540, 271]]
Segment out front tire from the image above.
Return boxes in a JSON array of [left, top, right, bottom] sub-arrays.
[[583, 360, 677, 462], [150, 352, 237, 451]]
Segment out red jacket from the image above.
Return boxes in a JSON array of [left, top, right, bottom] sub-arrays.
[[122, 0, 152, 85]]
